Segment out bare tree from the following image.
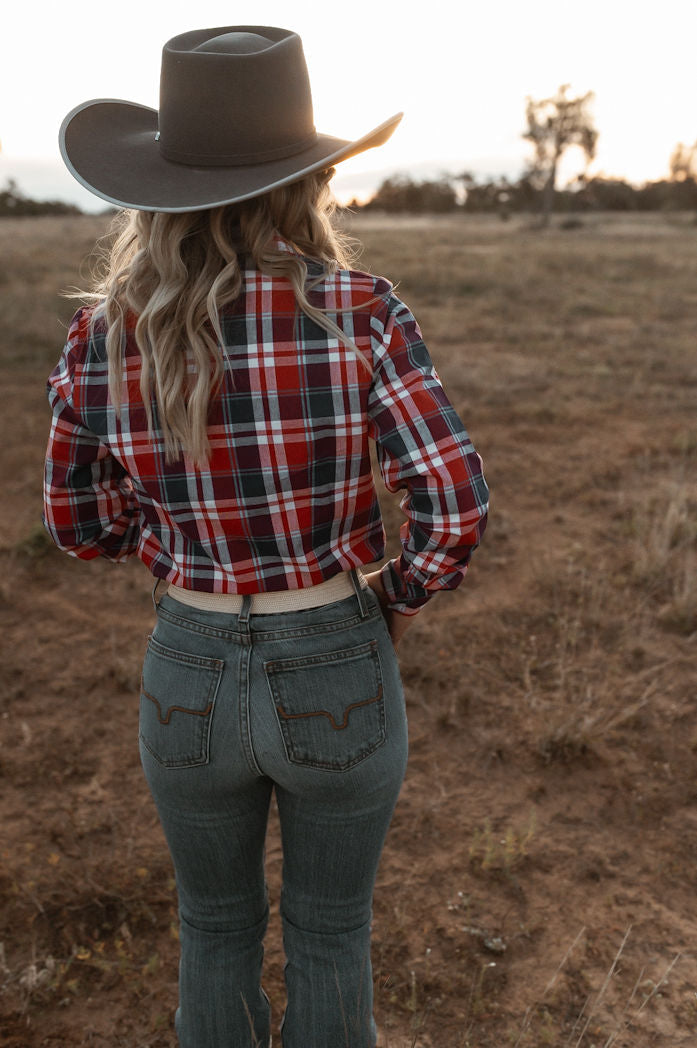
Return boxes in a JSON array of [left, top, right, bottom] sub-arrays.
[[669, 141, 697, 181], [523, 85, 598, 226]]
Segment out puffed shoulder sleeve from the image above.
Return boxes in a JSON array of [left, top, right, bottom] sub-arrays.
[[43, 308, 141, 561], [367, 292, 488, 614]]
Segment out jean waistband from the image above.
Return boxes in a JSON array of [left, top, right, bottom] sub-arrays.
[[165, 569, 368, 616]]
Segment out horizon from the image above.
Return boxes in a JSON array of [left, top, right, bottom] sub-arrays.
[[1, 0, 696, 212], [0, 151, 687, 216]]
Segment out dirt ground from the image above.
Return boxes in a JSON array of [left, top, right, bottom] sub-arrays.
[[1, 212, 696, 1046]]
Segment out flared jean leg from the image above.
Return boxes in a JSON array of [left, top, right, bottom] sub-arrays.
[[141, 746, 274, 1048], [275, 760, 406, 1048], [176, 905, 270, 1048], [281, 917, 375, 1048]]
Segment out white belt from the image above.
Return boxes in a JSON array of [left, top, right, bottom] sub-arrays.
[[166, 570, 366, 615]]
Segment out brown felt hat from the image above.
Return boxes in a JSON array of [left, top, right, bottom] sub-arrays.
[[59, 25, 402, 213]]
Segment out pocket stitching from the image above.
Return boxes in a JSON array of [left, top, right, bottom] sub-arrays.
[[140, 681, 216, 726], [264, 642, 385, 772], [139, 636, 224, 768], [146, 634, 224, 671], [275, 685, 383, 732], [264, 638, 378, 674]]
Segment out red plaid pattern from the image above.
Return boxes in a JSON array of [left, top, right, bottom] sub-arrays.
[[43, 245, 488, 614]]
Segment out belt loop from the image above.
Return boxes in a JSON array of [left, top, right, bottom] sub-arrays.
[[350, 568, 369, 618], [152, 578, 165, 613], [237, 593, 253, 642]]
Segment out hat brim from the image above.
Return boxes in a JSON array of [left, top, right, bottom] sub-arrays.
[[59, 100, 402, 213]]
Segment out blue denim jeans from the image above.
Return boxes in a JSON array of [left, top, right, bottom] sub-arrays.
[[139, 572, 408, 1048]]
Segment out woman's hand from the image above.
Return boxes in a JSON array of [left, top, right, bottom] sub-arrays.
[[362, 570, 413, 649]]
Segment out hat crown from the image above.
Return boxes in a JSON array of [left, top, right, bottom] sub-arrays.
[[158, 26, 317, 167], [192, 31, 274, 55]]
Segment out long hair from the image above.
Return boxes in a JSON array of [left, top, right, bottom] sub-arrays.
[[84, 169, 366, 464]]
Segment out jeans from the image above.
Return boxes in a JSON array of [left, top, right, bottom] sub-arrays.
[[139, 571, 408, 1048]]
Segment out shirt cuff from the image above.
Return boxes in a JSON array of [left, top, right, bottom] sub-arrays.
[[379, 560, 426, 616]]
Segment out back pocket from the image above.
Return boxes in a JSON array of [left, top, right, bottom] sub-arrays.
[[264, 640, 384, 771], [139, 636, 224, 768]]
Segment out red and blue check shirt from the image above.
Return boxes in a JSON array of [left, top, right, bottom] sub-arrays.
[[43, 245, 488, 614]]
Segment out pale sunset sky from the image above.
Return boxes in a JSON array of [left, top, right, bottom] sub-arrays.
[[1, 0, 695, 210]]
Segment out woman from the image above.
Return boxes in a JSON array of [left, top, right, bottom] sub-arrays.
[[44, 26, 488, 1048]]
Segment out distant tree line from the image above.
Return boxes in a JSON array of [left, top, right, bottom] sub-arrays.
[[0, 178, 82, 217], [356, 86, 697, 218], [354, 170, 697, 216]]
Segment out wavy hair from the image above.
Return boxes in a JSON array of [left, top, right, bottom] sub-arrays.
[[83, 169, 367, 464]]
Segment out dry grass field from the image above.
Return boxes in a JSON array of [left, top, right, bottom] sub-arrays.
[[1, 210, 696, 1047]]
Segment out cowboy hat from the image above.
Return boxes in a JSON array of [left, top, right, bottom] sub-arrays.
[[59, 25, 402, 213]]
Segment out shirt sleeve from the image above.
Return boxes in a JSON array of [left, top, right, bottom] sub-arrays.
[[367, 293, 488, 615], [43, 312, 141, 561]]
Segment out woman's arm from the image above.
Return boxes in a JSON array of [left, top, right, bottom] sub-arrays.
[[43, 333, 141, 560], [367, 293, 489, 620]]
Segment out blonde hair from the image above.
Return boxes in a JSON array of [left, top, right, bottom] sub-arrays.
[[85, 169, 367, 464]]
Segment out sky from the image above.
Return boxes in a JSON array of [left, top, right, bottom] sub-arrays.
[[1, 0, 696, 211]]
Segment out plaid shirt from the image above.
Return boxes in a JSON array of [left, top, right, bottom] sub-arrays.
[[43, 245, 488, 614]]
